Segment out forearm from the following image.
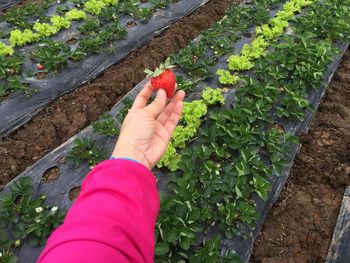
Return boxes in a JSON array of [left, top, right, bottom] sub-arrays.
[[38, 159, 159, 263]]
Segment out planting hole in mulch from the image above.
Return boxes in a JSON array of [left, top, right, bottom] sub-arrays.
[[66, 37, 78, 45], [252, 49, 350, 263], [34, 71, 48, 80], [126, 21, 138, 28], [271, 123, 285, 133], [69, 186, 81, 202], [41, 166, 60, 183]]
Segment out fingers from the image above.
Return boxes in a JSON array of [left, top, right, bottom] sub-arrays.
[[145, 89, 167, 118], [156, 90, 185, 125], [164, 101, 183, 135], [131, 81, 155, 110]]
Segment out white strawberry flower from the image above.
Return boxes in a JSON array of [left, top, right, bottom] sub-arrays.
[[35, 207, 43, 213], [215, 170, 220, 175], [51, 206, 58, 212], [0, 252, 2, 257]]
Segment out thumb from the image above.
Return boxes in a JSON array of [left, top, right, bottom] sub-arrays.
[[145, 89, 167, 118]]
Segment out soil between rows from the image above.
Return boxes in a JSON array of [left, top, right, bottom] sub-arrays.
[[0, 0, 241, 189], [251, 50, 350, 262]]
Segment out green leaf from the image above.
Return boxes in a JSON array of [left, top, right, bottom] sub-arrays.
[[155, 242, 169, 256], [29, 237, 40, 246], [179, 236, 191, 250], [167, 229, 179, 243], [235, 185, 243, 198]]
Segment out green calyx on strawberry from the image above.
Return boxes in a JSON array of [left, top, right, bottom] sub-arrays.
[[144, 58, 177, 98]]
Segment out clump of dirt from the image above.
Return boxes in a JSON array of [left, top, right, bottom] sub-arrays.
[[252, 50, 350, 262], [0, 0, 241, 188]]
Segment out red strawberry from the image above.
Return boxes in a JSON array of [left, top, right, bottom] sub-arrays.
[[144, 58, 176, 98], [37, 64, 44, 70]]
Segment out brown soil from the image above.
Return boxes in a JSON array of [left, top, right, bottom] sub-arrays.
[[69, 186, 81, 201], [252, 50, 350, 262], [0, 0, 241, 189], [41, 166, 60, 183]]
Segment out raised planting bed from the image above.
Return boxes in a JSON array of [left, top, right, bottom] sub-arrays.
[[1, 0, 350, 262], [252, 48, 350, 262], [0, 0, 210, 139]]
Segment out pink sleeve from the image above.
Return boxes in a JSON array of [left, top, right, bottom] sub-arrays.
[[37, 159, 160, 263]]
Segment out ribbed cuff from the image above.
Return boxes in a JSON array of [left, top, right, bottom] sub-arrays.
[[110, 156, 140, 164]]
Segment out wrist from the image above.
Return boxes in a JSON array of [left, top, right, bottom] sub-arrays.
[[112, 142, 151, 170]]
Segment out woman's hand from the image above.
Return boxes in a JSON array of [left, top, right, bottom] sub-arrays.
[[112, 81, 185, 170]]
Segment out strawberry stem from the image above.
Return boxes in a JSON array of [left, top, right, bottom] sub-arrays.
[[144, 57, 176, 77]]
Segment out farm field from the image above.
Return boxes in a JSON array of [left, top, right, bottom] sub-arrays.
[[0, 0, 349, 262]]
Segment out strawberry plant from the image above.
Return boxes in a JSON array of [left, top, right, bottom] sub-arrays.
[[262, 127, 298, 176], [191, 238, 242, 262], [92, 113, 120, 137], [117, 0, 153, 21], [296, 0, 350, 41], [0, 54, 35, 97], [32, 40, 71, 73], [0, 1, 54, 29], [0, 177, 65, 262], [176, 76, 201, 92], [77, 17, 101, 35], [171, 41, 215, 79], [131, 7, 153, 22], [149, 0, 172, 9], [116, 98, 133, 122], [76, 19, 127, 55], [66, 138, 108, 168]]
